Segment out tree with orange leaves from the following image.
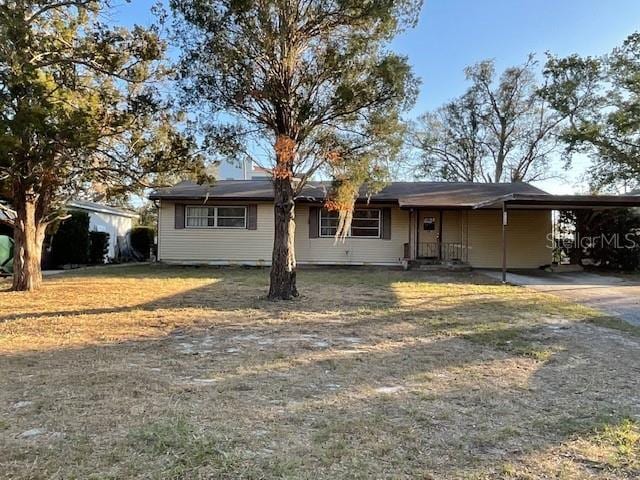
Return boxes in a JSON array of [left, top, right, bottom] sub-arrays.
[[171, 0, 421, 299]]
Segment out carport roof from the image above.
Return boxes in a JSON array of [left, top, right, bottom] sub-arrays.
[[473, 193, 640, 209]]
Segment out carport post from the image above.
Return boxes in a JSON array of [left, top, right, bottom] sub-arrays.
[[502, 202, 507, 283]]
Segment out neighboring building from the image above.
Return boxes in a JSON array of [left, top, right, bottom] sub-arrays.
[[251, 164, 272, 179], [0, 203, 15, 237], [150, 180, 640, 272], [215, 158, 273, 180], [67, 200, 138, 260], [216, 158, 252, 180], [0, 199, 138, 263]]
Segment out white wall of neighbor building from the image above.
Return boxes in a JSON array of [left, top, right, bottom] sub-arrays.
[[214, 159, 271, 180], [217, 159, 249, 180], [87, 212, 135, 259], [157, 200, 552, 268]]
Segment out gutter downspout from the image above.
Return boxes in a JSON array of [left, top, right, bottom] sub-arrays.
[[153, 200, 160, 263], [502, 202, 507, 283], [438, 210, 443, 260]]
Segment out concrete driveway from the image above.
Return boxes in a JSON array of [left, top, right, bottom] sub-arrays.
[[481, 270, 640, 326]]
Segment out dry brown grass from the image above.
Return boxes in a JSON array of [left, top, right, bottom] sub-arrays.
[[1, 265, 639, 479]]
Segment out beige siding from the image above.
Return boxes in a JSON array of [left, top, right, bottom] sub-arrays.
[[158, 201, 273, 264], [441, 210, 463, 244], [158, 200, 550, 268], [296, 205, 409, 265], [467, 209, 552, 268], [159, 201, 408, 265]]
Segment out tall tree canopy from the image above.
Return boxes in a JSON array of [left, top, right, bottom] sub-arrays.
[[413, 90, 485, 182], [0, 0, 202, 291], [542, 32, 640, 191], [414, 57, 563, 183], [170, 0, 421, 299]]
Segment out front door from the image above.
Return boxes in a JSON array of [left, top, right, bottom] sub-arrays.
[[418, 210, 440, 258]]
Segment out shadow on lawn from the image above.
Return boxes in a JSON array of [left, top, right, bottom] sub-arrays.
[[0, 265, 495, 324], [1, 267, 638, 477], [2, 312, 638, 478]]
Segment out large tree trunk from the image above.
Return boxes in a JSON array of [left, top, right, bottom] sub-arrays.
[[268, 176, 298, 300], [12, 193, 46, 292]]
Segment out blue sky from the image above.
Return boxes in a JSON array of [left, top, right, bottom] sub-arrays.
[[393, 0, 640, 114], [112, 0, 640, 193]]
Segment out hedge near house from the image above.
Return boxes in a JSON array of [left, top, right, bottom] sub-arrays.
[[130, 227, 155, 260], [89, 232, 110, 265], [559, 209, 640, 271], [51, 212, 90, 267]]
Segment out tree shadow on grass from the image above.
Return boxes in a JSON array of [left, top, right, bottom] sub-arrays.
[[1, 273, 639, 478], [0, 265, 500, 324]]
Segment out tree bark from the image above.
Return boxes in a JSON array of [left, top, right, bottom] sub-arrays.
[[268, 176, 298, 300], [12, 192, 46, 292]]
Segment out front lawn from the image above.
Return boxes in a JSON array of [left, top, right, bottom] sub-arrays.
[[1, 266, 638, 479]]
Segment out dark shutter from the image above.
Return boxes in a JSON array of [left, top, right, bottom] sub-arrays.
[[247, 204, 258, 230], [175, 203, 185, 229], [381, 208, 391, 240], [309, 206, 319, 238]]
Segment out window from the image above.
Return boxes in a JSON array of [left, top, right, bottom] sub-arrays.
[[351, 209, 381, 237], [186, 206, 246, 228], [216, 207, 247, 227], [186, 207, 215, 227], [320, 209, 339, 237], [423, 216, 436, 231], [320, 208, 380, 238]]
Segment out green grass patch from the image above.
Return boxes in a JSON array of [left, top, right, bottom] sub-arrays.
[[128, 418, 241, 477], [463, 325, 554, 361], [597, 418, 640, 469]]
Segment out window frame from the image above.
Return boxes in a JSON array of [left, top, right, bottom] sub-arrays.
[[423, 216, 436, 231], [185, 205, 247, 229], [319, 208, 381, 239]]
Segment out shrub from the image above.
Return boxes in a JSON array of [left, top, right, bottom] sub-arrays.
[[559, 209, 640, 271], [89, 231, 110, 264], [51, 211, 90, 266], [130, 226, 155, 260]]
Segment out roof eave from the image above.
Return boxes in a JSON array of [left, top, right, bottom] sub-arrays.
[[67, 202, 139, 218], [473, 193, 640, 209], [150, 195, 399, 204]]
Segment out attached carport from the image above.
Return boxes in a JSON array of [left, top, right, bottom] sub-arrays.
[[473, 193, 640, 282]]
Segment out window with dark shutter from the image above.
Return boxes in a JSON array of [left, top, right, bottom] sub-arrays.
[[184, 206, 247, 228]]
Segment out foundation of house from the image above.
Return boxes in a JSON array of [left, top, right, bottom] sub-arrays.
[[407, 259, 472, 272]]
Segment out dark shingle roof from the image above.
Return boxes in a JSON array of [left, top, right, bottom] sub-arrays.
[[475, 193, 640, 209], [394, 182, 547, 207], [149, 180, 549, 208]]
